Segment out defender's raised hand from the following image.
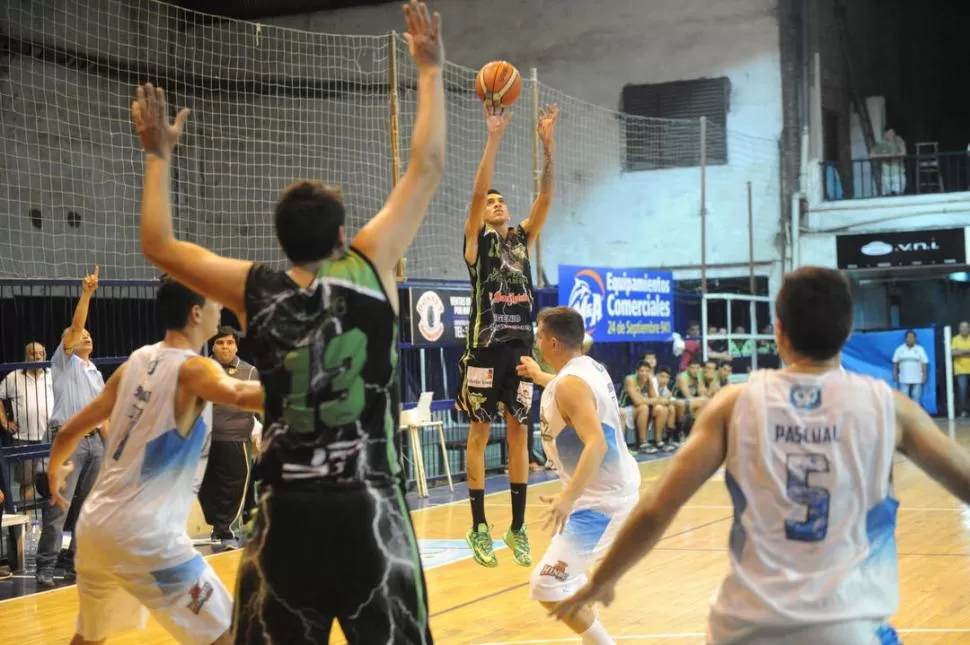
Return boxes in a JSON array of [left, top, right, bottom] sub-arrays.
[[132, 83, 191, 159], [402, 1, 444, 70]]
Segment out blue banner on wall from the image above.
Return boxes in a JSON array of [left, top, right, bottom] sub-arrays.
[[558, 266, 674, 343], [842, 326, 937, 414]]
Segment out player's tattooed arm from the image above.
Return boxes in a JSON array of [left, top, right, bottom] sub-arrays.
[[48, 364, 127, 510], [132, 84, 253, 327], [522, 104, 559, 246]]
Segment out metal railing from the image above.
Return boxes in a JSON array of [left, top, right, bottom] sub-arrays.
[[822, 149, 970, 201]]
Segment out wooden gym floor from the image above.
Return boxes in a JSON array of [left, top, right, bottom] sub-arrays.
[[2, 420, 970, 644]]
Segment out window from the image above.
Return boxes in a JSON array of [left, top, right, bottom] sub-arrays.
[[621, 76, 730, 170]]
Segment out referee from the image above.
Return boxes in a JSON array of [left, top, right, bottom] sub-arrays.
[[198, 326, 258, 548]]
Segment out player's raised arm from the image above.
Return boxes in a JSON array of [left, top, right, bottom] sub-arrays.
[[353, 0, 445, 295], [463, 107, 513, 265], [132, 84, 253, 324], [47, 363, 127, 509], [180, 356, 265, 414], [521, 104, 559, 246], [895, 391, 970, 503], [552, 385, 737, 621]]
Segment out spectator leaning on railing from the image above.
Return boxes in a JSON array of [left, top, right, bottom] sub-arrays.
[[0, 342, 54, 501]]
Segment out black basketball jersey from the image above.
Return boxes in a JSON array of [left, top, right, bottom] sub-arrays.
[[465, 224, 535, 349], [243, 247, 400, 488]]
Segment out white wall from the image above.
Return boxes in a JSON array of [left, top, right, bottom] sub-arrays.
[[0, 0, 784, 286]]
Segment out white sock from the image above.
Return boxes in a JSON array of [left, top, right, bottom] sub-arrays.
[[581, 619, 616, 645]]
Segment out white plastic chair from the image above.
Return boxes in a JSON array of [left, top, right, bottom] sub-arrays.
[[399, 392, 453, 497]]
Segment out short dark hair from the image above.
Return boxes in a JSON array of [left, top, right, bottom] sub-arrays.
[[775, 266, 853, 361], [636, 360, 651, 370], [538, 307, 585, 350], [487, 188, 502, 196], [157, 274, 205, 332], [213, 326, 238, 343], [643, 350, 656, 358], [904, 329, 916, 340], [688, 357, 702, 366], [718, 360, 732, 369], [704, 359, 717, 367], [274, 181, 345, 264], [658, 367, 672, 376]]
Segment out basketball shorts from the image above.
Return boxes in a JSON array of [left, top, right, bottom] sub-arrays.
[[232, 484, 433, 645], [456, 341, 534, 424], [75, 537, 231, 644], [529, 500, 636, 602]]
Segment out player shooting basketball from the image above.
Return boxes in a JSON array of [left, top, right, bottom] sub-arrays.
[[456, 69, 559, 568]]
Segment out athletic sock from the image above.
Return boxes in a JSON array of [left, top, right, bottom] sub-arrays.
[[470, 488, 486, 529], [510, 483, 528, 531], [581, 619, 615, 645]]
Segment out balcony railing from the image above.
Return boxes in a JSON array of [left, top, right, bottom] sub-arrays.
[[821, 149, 970, 201]]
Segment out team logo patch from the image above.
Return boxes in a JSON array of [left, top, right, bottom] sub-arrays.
[[416, 290, 446, 342], [186, 580, 213, 615], [539, 559, 569, 582], [466, 366, 494, 389], [790, 384, 822, 410]]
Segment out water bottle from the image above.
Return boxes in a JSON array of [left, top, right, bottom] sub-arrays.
[[26, 520, 41, 556]]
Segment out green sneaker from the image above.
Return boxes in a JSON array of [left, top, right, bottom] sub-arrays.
[[466, 523, 498, 568], [503, 524, 532, 566]]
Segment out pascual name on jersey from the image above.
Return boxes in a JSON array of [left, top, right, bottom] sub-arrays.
[[774, 424, 841, 444]]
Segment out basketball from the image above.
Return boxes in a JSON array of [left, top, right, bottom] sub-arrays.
[[475, 60, 522, 109]]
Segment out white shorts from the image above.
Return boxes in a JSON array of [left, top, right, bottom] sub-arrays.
[[529, 503, 634, 602], [706, 618, 899, 645], [623, 406, 636, 431], [75, 540, 231, 644]]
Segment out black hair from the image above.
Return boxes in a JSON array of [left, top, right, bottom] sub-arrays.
[[213, 326, 239, 343], [636, 360, 651, 370], [775, 266, 853, 361], [904, 329, 917, 340], [537, 306, 585, 350], [718, 360, 732, 369], [157, 274, 205, 331], [274, 180, 345, 264], [487, 188, 502, 196], [658, 367, 672, 376]]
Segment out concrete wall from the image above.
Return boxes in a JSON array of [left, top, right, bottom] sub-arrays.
[[1, 0, 784, 288]]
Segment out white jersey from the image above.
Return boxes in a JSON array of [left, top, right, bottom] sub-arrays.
[[78, 343, 212, 569], [709, 368, 898, 638], [539, 355, 640, 511]]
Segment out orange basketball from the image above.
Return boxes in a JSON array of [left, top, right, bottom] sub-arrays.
[[475, 60, 522, 109]]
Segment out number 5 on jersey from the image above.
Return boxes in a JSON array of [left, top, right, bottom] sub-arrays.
[[785, 453, 831, 542]]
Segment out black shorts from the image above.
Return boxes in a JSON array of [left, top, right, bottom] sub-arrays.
[[232, 485, 433, 645], [455, 341, 534, 424]]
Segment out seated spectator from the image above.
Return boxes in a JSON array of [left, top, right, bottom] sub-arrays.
[[707, 326, 731, 363], [619, 361, 654, 452], [757, 324, 780, 369], [729, 325, 753, 373], [648, 367, 678, 453], [702, 359, 721, 395], [672, 357, 709, 418], [717, 361, 733, 387]]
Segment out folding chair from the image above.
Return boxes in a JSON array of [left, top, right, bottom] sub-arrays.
[[400, 392, 453, 497]]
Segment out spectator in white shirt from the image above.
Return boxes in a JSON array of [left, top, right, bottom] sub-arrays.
[[892, 330, 929, 403], [0, 342, 54, 501]]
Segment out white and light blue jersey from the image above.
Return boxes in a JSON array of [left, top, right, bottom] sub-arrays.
[[539, 355, 641, 512], [709, 368, 899, 638], [78, 343, 212, 568]]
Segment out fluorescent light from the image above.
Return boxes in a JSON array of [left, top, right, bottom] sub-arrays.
[[949, 272, 970, 282]]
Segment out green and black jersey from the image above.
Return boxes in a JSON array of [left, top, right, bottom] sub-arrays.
[[618, 374, 650, 407], [465, 224, 535, 349], [244, 247, 400, 488]]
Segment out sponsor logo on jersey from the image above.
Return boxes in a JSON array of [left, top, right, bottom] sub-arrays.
[[187, 579, 213, 615]]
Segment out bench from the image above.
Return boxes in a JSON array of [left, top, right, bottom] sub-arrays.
[[2, 513, 30, 572]]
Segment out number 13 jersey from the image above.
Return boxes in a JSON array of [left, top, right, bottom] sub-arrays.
[[244, 247, 400, 489], [709, 368, 898, 635]]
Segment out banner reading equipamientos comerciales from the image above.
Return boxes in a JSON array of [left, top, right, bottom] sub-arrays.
[[558, 266, 674, 343]]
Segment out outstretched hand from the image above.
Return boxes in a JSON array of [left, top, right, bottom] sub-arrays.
[[131, 83, 191, 159], [537, 103, 559, 148], [82, 264, 100, 294], [402, 0, 444, 70], [484, 103, 513, 138]]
